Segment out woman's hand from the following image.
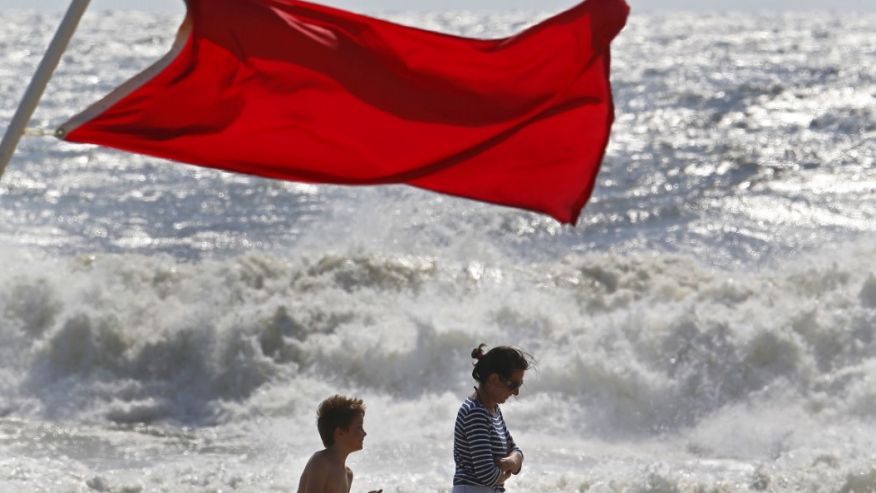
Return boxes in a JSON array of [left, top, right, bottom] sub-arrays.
[[496, 451, 523, 474]]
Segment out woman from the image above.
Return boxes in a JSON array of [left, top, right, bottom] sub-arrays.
[[453, 344, 532, 493]]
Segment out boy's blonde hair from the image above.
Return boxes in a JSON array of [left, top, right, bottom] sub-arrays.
[[317, 395, 365, 447]]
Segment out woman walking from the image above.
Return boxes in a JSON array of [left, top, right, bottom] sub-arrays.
[[452, 344, 532, 493]]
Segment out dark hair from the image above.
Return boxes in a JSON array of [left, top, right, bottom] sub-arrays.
[[471, 343, 532, 383], [317, 395, 365, 447]]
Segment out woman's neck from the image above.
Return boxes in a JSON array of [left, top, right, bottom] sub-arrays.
[[474, 386, 497, 414]]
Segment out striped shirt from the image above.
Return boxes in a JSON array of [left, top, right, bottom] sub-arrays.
[[453, 396, 523, 492]]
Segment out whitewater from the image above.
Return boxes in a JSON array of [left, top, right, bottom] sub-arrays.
[[1, 5, 876, 493]]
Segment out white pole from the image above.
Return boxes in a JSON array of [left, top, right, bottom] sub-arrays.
[[0, 0, 91, 181]]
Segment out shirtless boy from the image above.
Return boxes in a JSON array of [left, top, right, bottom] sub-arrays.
[[297, 395, 382, 493]]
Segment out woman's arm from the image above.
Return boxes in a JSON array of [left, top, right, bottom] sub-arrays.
[[500, 417, 524, 475], [462, 409, 504, 486]]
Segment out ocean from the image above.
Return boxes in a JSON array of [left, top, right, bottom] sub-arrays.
[[1, 5, 875, 492]]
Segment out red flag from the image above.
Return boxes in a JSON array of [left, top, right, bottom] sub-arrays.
[[59, 0, 629, 224]]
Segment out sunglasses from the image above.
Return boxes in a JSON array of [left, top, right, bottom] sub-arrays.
[[503, 378, 523, 391]]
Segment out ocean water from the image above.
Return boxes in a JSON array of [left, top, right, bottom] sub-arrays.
[[1, 5, 876, 493]]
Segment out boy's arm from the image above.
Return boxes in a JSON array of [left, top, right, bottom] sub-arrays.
[[348, 466, 383, 493]]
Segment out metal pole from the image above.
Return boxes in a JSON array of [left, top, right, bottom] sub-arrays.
[[0, 0, 91, 181]]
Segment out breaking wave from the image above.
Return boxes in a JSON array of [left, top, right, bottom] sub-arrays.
[[2, 239, 875, 435]]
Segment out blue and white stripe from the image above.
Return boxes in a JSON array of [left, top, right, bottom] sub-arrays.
[[453, 397, 522, 492]]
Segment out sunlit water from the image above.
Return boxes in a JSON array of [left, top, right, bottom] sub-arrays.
[[1, 6, 876, 493]]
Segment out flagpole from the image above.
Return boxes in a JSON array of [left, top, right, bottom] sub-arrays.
[[0, 0, 91, 181]]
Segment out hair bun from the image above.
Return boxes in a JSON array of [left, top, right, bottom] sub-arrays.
[[471, 343, 487, 360]]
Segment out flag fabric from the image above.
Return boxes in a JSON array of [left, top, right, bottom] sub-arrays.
[[58, 0, 629, 224]]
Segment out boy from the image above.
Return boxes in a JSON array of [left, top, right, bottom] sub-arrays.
[[297, 395, 382, 493]]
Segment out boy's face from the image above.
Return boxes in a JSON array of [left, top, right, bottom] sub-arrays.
[[336, 414, 366, 451]]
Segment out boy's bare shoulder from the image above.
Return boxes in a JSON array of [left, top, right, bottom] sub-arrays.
[[298, 451, 350, 493], [297, 453, 329, 493], [307, 451, 331, 466]]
